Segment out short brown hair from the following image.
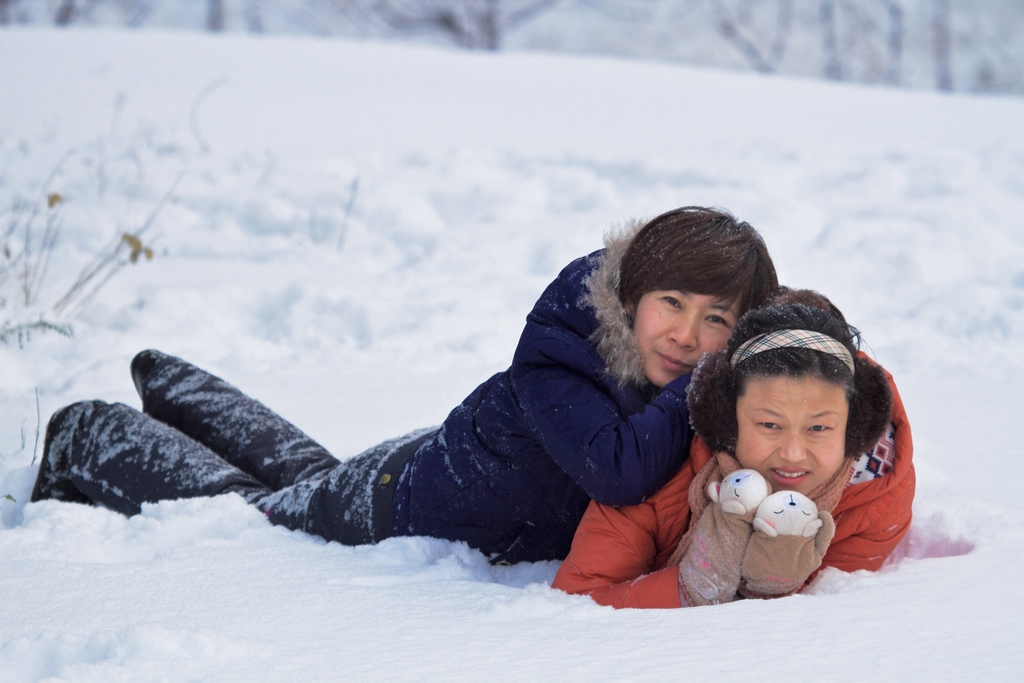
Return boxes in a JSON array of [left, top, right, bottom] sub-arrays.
[[618, 207, 778, 315]]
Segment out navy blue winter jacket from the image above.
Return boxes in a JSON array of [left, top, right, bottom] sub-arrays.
[[391, 249, 694, 563]]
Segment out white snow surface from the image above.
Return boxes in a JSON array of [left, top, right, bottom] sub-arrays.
[[2, 27, 1024, 681]]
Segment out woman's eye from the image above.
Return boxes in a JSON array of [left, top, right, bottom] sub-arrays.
[[663, 296, 681, 308], [809, 425, 830, 432], [706, 315, 728, 326], [760, 422, 779, 430]]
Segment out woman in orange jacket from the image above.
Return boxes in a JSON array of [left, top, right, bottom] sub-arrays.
[[552, 290, 914, 608]]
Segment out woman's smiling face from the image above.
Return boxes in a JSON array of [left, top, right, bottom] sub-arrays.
[[629, 289, 738, 388], [734, 375, 849, 496]]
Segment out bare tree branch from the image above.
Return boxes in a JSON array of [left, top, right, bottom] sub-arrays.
[[246, 0, 265, 33], [31, 388, 40, 466], [374, 0, 560, 51], [0, 318, 73, 348], [479, 0, 499, 50], [932, 0, 953, 90], [53, 173, 181, 318], [208, 0, 225, 32], [506, 0, 560, 30], [55, 0, 75, 26], [337, 177, 359, 252], [575, 0, 657, 22], [883, 0, 904, 85], [190, 76, 228, 154], [715, 1, 775, 74], [375, 1, 475, 48], [820, 0, 842, 80], [768, 0, 794, 65]]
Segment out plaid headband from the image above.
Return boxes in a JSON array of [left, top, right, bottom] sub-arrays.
[[730, 329, 856, 374]]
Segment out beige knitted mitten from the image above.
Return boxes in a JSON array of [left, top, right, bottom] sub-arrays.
[[739, 511, 836, 598], [678, 503, 757, 607]]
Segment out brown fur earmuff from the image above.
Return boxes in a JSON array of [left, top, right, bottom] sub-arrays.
[[844, 356, 894, 456], [687, 350, 739, 455], [686, 293, 893, 458]]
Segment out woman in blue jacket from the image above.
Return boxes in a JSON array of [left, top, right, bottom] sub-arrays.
[[32, 206, 777, 563]]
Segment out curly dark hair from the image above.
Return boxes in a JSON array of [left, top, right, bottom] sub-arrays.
[[687, 293, 892, 458]]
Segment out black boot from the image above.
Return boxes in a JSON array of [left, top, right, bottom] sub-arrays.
[[30, 401, 102, 504], [38, 401, 270, 516], [130, 348, 161, 400]]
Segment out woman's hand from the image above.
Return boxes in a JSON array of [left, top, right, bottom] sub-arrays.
[[739, 511, 836, 598], [677, 497, 757, 606]]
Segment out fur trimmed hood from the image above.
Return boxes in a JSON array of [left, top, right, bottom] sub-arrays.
[[582, 220, 649, 390]]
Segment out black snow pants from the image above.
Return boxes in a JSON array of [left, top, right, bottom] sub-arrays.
[[30, 350, 433, 545]]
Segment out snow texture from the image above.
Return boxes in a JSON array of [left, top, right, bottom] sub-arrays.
[[1, 26, 1023, 681]]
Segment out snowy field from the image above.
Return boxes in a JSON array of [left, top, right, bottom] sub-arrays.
[[2, 27, 1024, 681]]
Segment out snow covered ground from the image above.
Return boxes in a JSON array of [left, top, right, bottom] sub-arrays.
[[2, 27, 1024, 681]]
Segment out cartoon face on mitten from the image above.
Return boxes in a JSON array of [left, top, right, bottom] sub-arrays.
[[752, 491, 824, 537], [707, 469, 770, 514]]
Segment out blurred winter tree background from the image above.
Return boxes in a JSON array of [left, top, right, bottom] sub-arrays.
[[2, 0, 1022, 95]]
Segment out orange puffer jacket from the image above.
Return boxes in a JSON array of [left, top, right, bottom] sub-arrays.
[[551, 369, 914, 609]]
